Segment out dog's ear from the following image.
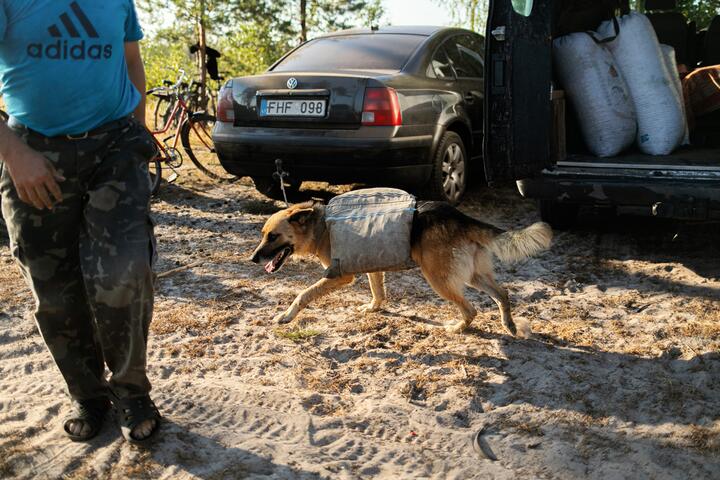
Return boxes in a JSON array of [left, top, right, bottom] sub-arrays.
[[287, 206, 315, 225]]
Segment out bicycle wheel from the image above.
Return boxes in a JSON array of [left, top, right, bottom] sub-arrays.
[[180, 114, 237, 181], [148, 157, 162, 196], [152, 95, 174, 131]]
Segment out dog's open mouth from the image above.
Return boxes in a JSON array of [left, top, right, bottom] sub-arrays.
[[265, 246, 293, 273]]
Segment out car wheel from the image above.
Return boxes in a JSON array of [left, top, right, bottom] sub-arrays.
[[539, 200, 579, 230], [425, 131, 468, 205], [252, 176, 301, 203]]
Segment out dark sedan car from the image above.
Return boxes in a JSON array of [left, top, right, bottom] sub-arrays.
[[212, 26, 485, 203]]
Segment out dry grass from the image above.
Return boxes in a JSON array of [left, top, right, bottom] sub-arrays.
[[687, 424, 720, 453], [125, 452, 163, 477], [182, 335, 216, 358], [0, 254, 27, 311], [535, 300, 595, 344], [0, 435, 34, 479], [151, 300, 235, 335], [299, 367, 355, 395], [505, 418, 546, 437], [336, 313, 389, 335], [602, 292, 648, 310], [0, 448, 17, 478], [239, 199, 281, 215], [678, 300, 720, 339]]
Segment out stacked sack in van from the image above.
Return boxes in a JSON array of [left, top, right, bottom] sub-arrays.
[[554, 12, 688, 156], [553, 34, 636, 157], [598, 12, 687, 155], [659, 44, 690, 146]]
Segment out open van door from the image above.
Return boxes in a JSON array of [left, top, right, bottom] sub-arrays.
[[483, 0, 554, 184]]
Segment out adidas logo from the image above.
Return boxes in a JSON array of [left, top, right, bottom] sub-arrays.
[[27, 2, 112, 60]]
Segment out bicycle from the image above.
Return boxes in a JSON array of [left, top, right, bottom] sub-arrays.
[[150, 78, 182, 131], [145, 69, 235, 193], [149, 74, 222, 131]]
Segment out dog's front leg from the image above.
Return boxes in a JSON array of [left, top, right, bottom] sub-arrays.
[[274, 274, 356, 324]]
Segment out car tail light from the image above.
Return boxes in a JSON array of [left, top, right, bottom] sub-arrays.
[[361, 87, 402, 126], [216, 86, 235, 122]]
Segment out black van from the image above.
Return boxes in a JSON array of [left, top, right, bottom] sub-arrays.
[[482, 0, 720, 228]]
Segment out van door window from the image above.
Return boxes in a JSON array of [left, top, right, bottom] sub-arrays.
[[445, 35, 484, 78], [512, 0, 533, 16]]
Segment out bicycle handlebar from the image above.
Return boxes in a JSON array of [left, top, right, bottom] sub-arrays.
[[146, 69, 187, 97], [173, 69, 187, 89]]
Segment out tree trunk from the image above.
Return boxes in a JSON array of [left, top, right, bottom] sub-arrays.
[[470, 0, 478, 31], [300, 0, 307, 42], [198, 0, 208, 109]]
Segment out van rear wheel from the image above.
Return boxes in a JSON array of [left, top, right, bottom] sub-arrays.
[[540, 200, 579, 230], [424, 131, 468, 205]]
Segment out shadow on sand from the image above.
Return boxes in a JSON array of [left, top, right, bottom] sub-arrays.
[[48, 417, 322, 480]]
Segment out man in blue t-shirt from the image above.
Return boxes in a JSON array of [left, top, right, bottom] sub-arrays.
[[0, 1, 160, 443]]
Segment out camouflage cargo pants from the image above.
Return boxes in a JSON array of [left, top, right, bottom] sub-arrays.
[[0, 117, 157, 400]]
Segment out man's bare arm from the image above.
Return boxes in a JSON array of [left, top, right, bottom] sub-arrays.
[[125, 41, 146, 126], [0, 122, 64, 210]]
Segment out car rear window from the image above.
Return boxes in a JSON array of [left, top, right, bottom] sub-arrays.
[[272, 34, 426, 72]]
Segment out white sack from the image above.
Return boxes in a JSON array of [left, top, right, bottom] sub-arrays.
[[553, 33, 636, 157], [324, 188, 416, 278], [598, 12, 685, 155], [659, 44, 690, 145]]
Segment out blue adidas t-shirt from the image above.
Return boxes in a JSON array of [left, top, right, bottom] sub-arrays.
[[0, 0, 144, 136]]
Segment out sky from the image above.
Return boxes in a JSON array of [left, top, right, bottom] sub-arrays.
[[382, 0, 454, 27]]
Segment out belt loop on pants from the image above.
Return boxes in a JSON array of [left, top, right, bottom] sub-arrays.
[[66, 131, 90, 140]]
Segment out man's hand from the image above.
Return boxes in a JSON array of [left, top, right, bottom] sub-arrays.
[[4, 144, 65, 210]]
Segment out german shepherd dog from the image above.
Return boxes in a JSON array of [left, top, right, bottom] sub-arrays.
[[251, 201, 552, 336]]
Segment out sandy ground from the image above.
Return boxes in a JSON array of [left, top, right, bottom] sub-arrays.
[[1, 167, 719, 480]]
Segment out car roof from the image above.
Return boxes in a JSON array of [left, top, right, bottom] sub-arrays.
[[318, 25, 460, 38]]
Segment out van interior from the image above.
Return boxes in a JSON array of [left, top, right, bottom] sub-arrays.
[[552, 0, 720, 171]]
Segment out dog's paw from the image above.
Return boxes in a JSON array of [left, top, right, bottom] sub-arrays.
[[273, 311, 294, 324], [445, 322, 467, 334], [357, 302, 381, 314]]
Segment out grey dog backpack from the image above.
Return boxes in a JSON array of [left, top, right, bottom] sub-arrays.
[[324, 188, 416, 278]]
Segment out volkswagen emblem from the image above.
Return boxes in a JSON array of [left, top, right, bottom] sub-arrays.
[[287, 77, 298, 89]]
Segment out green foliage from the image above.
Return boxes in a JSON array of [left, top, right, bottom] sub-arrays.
[[274, 327, 322, 343], [216, 22, 295, 77], [140, 27, 197, 88], [362, 0, 387, 27], [137, 0, 385, 89], [631, 0, 720, 29], [436, 0, 719, 33], [667, 0, 719, 29], [432, 0, 489, 32], [304, 0, 378, 33]]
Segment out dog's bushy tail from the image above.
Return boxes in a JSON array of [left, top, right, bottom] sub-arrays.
[[488, 222, 553, 264]]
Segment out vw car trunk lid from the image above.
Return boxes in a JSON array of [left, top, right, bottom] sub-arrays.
[[229, 72, 380, 129]]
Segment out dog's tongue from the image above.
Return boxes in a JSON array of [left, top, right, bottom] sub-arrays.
[[265, 249, 283, 273], [264, 260, 275, 273]]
